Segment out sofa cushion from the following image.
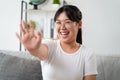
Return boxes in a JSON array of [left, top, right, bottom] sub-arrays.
[[0, 52, 43, 80]]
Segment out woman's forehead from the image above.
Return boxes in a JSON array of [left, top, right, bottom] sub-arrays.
[[56, 12, 70, 20]]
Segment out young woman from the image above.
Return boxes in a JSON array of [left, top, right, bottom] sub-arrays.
[[16, 5, 97, 80]]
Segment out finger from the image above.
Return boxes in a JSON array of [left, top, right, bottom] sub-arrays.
[[29, 20, 34, 34], [22, 20, 29, 33], [29, 20, 34, 33], [29, 20, 35, 37], [19, 23, 26, 35], [36, 31, 42, 43], [29, 20, 34, 31], [22, 20, 28, 29], [16, 32, 22, 42]]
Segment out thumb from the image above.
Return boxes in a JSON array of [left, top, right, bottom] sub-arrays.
[[36, 31, 42, 43]]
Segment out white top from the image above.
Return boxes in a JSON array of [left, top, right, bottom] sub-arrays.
[[41, 39, 97, 80]]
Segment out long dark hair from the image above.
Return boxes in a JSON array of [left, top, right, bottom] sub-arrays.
[[54, 5, 82, 44]]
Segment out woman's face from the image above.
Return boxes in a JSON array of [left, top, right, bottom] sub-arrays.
[[55, 12, 82, 43]]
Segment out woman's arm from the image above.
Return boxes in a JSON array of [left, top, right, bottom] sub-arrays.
[[83, 75, 96, 80]]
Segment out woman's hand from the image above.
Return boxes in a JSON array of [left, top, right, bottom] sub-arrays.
[[16, 20, 41, 51], [16, 20, 48, 60]]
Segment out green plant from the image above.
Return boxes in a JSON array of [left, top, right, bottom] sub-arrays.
[[52, 0, 60, 4]]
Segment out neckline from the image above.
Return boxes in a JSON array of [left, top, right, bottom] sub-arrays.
[[57, 40, 82, 55]]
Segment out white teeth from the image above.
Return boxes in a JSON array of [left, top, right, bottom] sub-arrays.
[[61, 32, 68, 35]]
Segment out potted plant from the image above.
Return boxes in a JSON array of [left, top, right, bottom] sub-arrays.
[[52, 0, 61, 10], [52, 0, 60, 4]]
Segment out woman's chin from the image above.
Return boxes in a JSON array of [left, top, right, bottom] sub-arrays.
[[59, 37, 70, 42]]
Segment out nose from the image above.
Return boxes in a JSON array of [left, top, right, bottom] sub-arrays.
[[60, 22, 66, 29]]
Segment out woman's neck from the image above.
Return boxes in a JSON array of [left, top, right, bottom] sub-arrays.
[[60, 41, 80, 54]]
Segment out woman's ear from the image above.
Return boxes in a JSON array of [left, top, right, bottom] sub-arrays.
[[78, 20, 82, 29]]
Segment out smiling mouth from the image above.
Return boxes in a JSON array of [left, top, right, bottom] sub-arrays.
[[60, 32, 69, 38]]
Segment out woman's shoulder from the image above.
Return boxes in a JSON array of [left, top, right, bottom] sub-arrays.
[[80, 45, 95, 56], [80, 45, 93, 51]]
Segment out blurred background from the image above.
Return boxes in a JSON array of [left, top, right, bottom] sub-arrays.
[[0, 0, 120, 55]]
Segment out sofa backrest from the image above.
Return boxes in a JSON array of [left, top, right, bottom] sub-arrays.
[[1, 50, 120, 80], [0, 50, 43, 80], [96, 55, 120, 80]]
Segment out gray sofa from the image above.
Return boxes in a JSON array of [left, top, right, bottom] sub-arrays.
[[0, 50, 120, 80], [0, 50, 43, 80]]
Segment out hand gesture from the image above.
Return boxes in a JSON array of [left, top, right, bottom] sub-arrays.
[[16, 20, 42, 51]]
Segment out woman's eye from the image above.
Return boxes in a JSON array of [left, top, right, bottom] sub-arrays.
[[56, 22, 61, 26], [56, 22, 60, 24], [66, 22, 70, 23], [66, 21, 72, 23]]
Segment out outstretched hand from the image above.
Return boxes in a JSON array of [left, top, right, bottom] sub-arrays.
[[16, 20, 42, 51]]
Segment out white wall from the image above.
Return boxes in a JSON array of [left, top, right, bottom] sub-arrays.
[[82, 0, 120, 55], [68, 0, 120, 55], [0, 0, 21, 51], [0, 0, 120, 55]]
